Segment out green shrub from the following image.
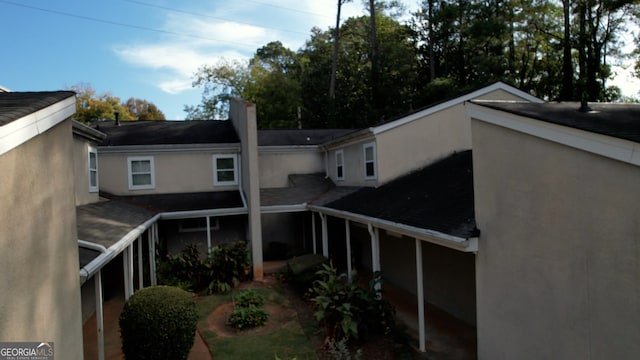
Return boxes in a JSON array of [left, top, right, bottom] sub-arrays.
[[235, 289, 265, 308], [157, 241, 251, 294], [228, 305, 269, 329], [309, 263, 396, 342], [205, 241, 251, 294], [119, 286, 198, 360]]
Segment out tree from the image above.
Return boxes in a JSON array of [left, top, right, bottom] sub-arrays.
[[70, 83, 165, 123], [124, 98, 166, 120]]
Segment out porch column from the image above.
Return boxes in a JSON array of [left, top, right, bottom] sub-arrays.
[[206, 216, 212, 254], [367, 223, 381, 294], [149, 224, 157, 286], [137, 235, 144, 290], [123, 243, 134, 300], [320, 213, 329, 258], [95, 270, 105, 360], [345, 219, 352, 283], [311, 212, 317, 254], [415, 239, 426, 352]]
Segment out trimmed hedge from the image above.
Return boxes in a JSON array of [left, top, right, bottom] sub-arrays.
[[119, 286, 198, 360]]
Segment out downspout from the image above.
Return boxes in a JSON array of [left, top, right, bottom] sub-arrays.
[[324, 148, 329, 178]]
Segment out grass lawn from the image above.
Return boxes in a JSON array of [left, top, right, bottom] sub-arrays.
[[195, 280, 322, 360]]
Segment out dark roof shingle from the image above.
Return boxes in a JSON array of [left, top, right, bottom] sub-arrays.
[[473, 101, 640, 143], [0, 91, 75, 126], [101, 191, 244, 212], [258, 129, 356, 146], [97, 120, 239, 146], [324, 150, 478, 239]]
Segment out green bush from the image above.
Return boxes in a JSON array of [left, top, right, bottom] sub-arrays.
[[309, 263, 396, 342], [235, 289, 265, 308], [119, 286, 198, 360], [157, 241, 251, 294], [228, 304, 269, 329]]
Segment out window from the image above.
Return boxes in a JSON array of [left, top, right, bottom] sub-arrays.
[[127, 156, 155, 190], [363, 142, 376, 179], [179, 217, 220, 232], [88, 147, 98, 192], [335, 150, 344, 180], [213, 154, 238, 186]]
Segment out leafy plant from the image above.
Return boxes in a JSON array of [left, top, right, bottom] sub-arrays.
[[309, 263, 396, 342], [228, 304, 269, 329], [235, 289, 265, 308], [205, 241, 251, 294], [327, 338, 362, 360], [119, 286, 197, 360]]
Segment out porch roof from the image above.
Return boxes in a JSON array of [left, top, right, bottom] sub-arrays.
[[260, 174, 334, 207], [320, 150, 479, 239], [77, 200, 158, 250]]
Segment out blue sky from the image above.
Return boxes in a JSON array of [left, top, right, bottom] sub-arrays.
[[0, 1, 637, 120]]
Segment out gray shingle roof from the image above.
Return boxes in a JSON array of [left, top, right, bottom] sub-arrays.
[[324, 150, 478, 239], [0, 91, 75, 126], [97, 120, 239, 146], [472, 101, 640, 143]]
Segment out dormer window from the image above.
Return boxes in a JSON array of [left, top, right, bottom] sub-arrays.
[[336, 150, 344, 180], [363, 142, 376, 179]]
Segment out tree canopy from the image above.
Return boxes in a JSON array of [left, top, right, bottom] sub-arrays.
[[186, 0, 639, 129], [71, 83, 165, 123]]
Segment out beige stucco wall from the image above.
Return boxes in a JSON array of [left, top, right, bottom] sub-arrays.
[[0, 119, 84, 359], [472, 120, 640, 359], [259, 149, 324, 188], [73, 136, 100, 206], [98, 150, 239, 195]]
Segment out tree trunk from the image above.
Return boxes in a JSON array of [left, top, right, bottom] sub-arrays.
[[560, 0, 574, 100]]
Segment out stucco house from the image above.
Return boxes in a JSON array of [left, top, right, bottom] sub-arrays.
[[5, 82, 636, 359], [467, 100, 640, 359]]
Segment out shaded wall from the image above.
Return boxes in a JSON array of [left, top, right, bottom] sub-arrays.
[[473, 120, 640, 359], [0, 119, 84, 359]]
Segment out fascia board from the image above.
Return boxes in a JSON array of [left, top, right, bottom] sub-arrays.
[[466, 102, 640, 167], [258, 145, 321, 154], [320, 129, 375, 150], [0, 95, 75, 156], [72, 120, 107, 143]]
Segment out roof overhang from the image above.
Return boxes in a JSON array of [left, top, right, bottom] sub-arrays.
[[98, 143, 241, 154], [466, 101, 640, 167], [309, 205, 478, 252], [73, 120, 106, 143], [0, 94, 75, 156]]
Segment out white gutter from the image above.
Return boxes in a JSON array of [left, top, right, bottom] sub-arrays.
[[261, 204, 308, 214], [309, 205, 478, 252], [159, 207, 247, 220], [78, 239, 107, 253]]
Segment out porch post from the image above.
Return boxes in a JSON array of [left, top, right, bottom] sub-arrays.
[[95, 270, 105, 360], [124, 243, 134, 300], [415, 239, 426, 352], [367, 224, 381, 294], [320, 213, 329, 258], [345, 219, 352, 283], [137, 235, 144, 290], [311, 212, 317, 254], [206, 216, 212, 254], [149, 223, 157, 286]]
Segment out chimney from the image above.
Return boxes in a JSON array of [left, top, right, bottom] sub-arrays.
[[114, 110, 120, 126]]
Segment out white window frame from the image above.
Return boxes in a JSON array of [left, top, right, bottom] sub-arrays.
[[213, 154, 238, 186], [88, 146, 98, 193], [335, 150, 345, 181], [179, 217, 220, 232], [363, 142, 377, 179], [127, 156, 155, 190]]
